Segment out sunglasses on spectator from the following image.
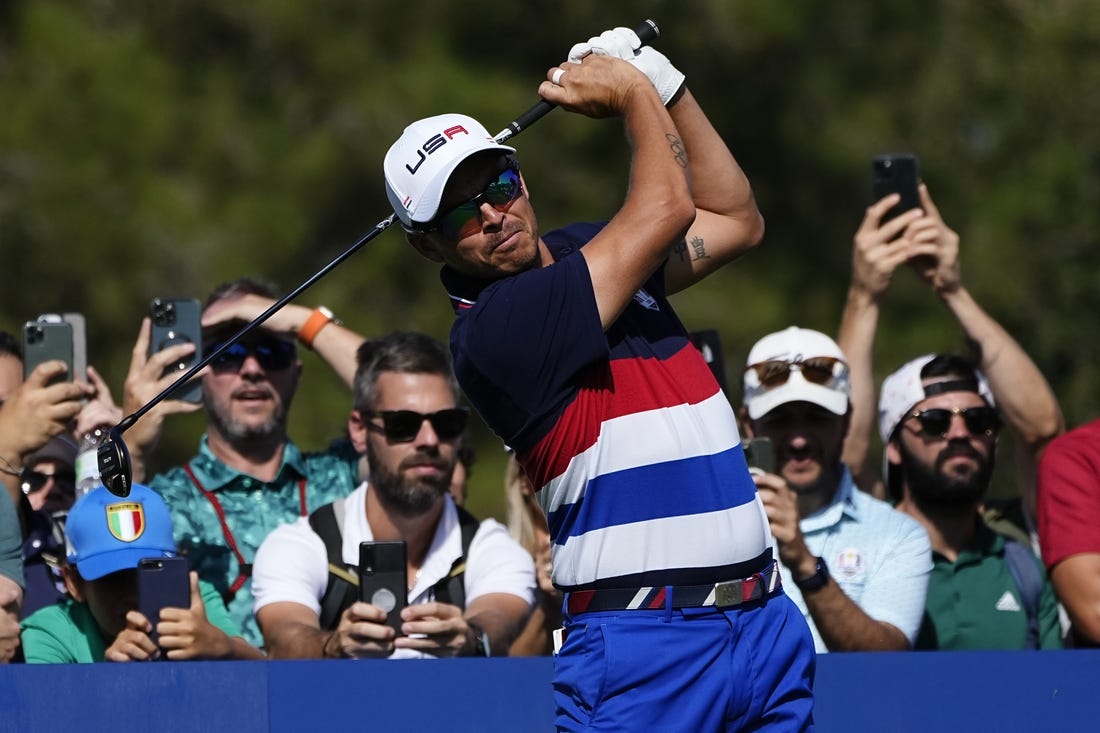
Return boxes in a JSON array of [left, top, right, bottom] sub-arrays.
[[414, 160, 523, 241], [205, 338, 297, 374], [745, 357, 844, 389], [363, 408, 469, 443], [905, 406, 1001, 439], [21, 469, 76, 496]]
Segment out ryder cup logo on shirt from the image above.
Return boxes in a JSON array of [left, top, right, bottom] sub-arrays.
[[106, 502, 146, 542], [833, 547, 866, 581]]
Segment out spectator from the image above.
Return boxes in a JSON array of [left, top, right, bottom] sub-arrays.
[[838, 182, 1065, 650], [1037, 419, 1100, 646], [503, 453, 561, 656], [20, 484, 262, 662], [252, 332, 534, 659], [0, 331, 91, 516], [0, 327, 124, 618], [879, 355, 1062, 649], [838, 185, 1064, 523], [121, 277, 367, 647], [0, 490, 22, 662], [19, 435, 78, 616], [740, 326, 931, 652], [383, 28, 813, 730]]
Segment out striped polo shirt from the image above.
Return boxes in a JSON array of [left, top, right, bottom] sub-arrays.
[[443, 222, 770, 591]]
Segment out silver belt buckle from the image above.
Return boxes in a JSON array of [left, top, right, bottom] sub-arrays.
[[713, 579, 743, 607]]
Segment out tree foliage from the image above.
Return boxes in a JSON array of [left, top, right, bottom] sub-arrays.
[[2, 1, 1098, 517]]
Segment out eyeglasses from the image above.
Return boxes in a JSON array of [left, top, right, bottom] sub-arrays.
[[745, 357, 844, 389], [905, 406, 1001, 439], [416, 160, 523, 241], [21, 469, 75, 496], [206, 339, 297, 374], [363, 408, 469, 443]]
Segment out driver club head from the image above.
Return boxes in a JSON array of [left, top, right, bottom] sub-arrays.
[[97, 428, 133, 497]]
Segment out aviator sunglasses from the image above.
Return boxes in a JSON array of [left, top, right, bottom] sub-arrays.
[[416, 160, 523, 241], [206, 338, 297, 374], [364, 408, 469, 443], [745, 356, 844, 389], [905, 405, 1001, 439]]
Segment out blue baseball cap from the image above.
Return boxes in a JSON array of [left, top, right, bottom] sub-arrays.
[[65, 484, 177, 580]]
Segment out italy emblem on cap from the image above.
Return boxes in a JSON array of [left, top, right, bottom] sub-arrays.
[[107, 502, 146, 542]]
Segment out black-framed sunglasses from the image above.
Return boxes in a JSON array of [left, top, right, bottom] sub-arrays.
[[363, 408, 469, 443], [745, 356, 845, 389], [413, 159, 523, 241], [905, 406, 1001, 439], [21, 469, 76, 496], [205, 338, 297, 374]]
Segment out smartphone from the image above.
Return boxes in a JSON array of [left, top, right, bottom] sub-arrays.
[[743, 437, 775, 475], [359, 541, 408, 635], [137, 556, 191, 650], [872, 153, 921, 224], [35, 313, 86, 383], [22, 320, 73, 384], [149, 297, 203, 404]]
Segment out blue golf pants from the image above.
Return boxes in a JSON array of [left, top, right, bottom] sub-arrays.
[[554, 589, 816, 732]]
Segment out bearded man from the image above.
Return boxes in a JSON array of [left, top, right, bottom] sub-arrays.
[[251, 332, 534, 659]]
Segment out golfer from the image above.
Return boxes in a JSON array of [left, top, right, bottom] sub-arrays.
[[383, 27, 815, 731]]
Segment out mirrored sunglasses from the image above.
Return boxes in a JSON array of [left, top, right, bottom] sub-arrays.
[[905, 406, 1001, 439], [745, 356, 844, 389], [206, 338, 297, 374], [417, 161, 523, 241], [364, 408, 469, 443]]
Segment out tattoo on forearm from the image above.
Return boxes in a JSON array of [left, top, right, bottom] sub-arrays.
[[673, 238, 688, 261], [666, 134, 687, 168]]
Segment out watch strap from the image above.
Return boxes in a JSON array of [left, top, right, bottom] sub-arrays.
[[794, 556, 830, 594]]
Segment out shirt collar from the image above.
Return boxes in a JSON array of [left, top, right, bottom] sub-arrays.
[[800, 466, 861, 533], [189, 435, 305, 490]]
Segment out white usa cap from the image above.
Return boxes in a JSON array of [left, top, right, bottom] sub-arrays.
[[383, 113, 515, 228], [742, 326, 851, 420]]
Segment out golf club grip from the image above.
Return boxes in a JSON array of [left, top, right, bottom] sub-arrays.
[[495, 19, 661, 143]]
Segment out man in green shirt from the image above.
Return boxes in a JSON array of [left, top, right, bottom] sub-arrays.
[[879, 354, 1062, 649], [120, 277, 366, 646], [21, 484, 262, 663]]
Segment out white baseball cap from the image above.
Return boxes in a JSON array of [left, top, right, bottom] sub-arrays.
[[742, 326, 851, 420], [383, 113, 515, 228], [877, 354, 995, 442]]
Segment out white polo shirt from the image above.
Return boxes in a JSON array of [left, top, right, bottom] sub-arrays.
[[252, 482, 535, 657]]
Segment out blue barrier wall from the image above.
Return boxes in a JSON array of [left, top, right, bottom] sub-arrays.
[[1, 652, 1095, 732]]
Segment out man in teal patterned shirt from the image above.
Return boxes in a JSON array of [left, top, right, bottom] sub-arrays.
[[121, 277, 366, 647]]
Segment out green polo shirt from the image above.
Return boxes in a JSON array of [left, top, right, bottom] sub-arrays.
[[149, 436, 360, 648], [21, 579, 238, 663], [916, 522, 1062, 650]]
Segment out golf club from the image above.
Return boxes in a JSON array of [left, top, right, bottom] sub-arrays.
[[97, 18, 662, 497]]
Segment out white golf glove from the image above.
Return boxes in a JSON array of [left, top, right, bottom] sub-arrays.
[[566, 26, 686, 106]]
